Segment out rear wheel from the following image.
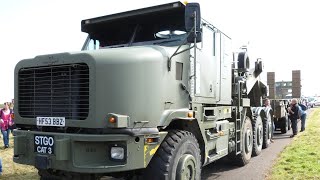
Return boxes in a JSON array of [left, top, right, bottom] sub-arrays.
[[252, 115, 263, 156], [234, 116, 253, 166], [280, 116, 288, 133], [143, 130, 201, 180], [262, 113, 272, 149], [287, 116, 291, 130]]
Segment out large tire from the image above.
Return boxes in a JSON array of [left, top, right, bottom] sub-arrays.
[[252, 115, 263, 156], [238, 52, 250, 70], [280, 116, 288, 133], [234, 116, 253, 166], [262, 113, 272, 149], [287, 116, 291, 130], [143, 130, 201, 180]]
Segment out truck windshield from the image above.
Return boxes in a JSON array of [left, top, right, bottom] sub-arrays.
[[82, 27, 187, 50], [81, 2, 186, 50]]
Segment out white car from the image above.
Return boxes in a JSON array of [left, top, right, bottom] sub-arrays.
[[308, 99, 318, 108]]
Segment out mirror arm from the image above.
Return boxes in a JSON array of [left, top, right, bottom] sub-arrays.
[[128, 24, 139, 46], [81, 35, 91, 51], [194, 10, 197, 47], [94, 39, 97, 50], [167, 26, 195, 71], [193, 11, 197, 94]]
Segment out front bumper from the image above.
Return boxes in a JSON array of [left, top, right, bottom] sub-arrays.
[[13, 130, 165, 174]]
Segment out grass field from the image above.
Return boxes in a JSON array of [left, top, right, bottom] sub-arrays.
[[0, 134, 39, 179], [268, 108, 320, 180]]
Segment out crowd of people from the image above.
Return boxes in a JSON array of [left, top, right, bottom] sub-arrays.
[[264, 97, 307, 140], [287, 98, 307, 138]]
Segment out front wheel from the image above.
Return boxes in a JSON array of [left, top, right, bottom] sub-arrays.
[[234, 116, 253, 166], [143, 130, 201, 180], [280, 116, 288, 133]]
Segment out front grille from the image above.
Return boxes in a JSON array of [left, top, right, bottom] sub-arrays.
[[18, 63, 89, 120]]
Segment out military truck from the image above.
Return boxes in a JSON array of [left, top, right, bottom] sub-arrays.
[[13, 2, 272, 179]]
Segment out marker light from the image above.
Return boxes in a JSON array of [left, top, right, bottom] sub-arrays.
[[145, 137, 160, 145], [146, 138, 154, 144], [109, 117, 116, 123], [187, 111, 193, 118]]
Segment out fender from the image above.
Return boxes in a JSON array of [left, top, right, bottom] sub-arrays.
[[252, 107, 267, 120], [263, 106, 273, 119], [159, 108, 195, 127], [158, 108, 206, 165]]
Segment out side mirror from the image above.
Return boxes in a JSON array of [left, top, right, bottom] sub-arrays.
[[185, 3, 202, 43]]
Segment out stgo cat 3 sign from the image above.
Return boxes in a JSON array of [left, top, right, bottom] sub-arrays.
[[34, 135, 54, 154]]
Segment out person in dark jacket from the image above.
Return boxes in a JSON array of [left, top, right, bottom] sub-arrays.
[[287, 99, 299, 138]]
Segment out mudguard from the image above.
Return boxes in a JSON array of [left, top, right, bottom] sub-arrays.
[[159, 109, 195, 127], [252, 107, 267, 120], [263, 106, 273, 119]]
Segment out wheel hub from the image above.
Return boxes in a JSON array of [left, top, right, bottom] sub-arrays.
[[176, 154, 196, 180], [245, 128, 252, 153]]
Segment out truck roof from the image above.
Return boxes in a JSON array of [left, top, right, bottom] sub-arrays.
[[81, 1, 186, 45]]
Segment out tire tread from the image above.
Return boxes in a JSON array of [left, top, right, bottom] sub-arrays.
[[143, 130, 201, 180]]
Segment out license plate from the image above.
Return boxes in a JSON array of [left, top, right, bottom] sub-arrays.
[[34, 135, 54, 154], [36, 117, 65, 127]]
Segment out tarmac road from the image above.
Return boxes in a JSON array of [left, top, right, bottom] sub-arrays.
[[201, 128, 297, 180]]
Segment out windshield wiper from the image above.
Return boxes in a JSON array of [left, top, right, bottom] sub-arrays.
[[128, 24, 140, 46]]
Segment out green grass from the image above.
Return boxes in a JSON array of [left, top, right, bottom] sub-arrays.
[[0, 134, 39, 179], [268, 108, 320, 180]]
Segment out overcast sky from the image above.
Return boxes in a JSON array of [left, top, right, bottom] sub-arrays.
[[1, 0, 319, 103]]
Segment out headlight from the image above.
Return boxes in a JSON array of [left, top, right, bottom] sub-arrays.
[[110, 146, 124, 160]]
